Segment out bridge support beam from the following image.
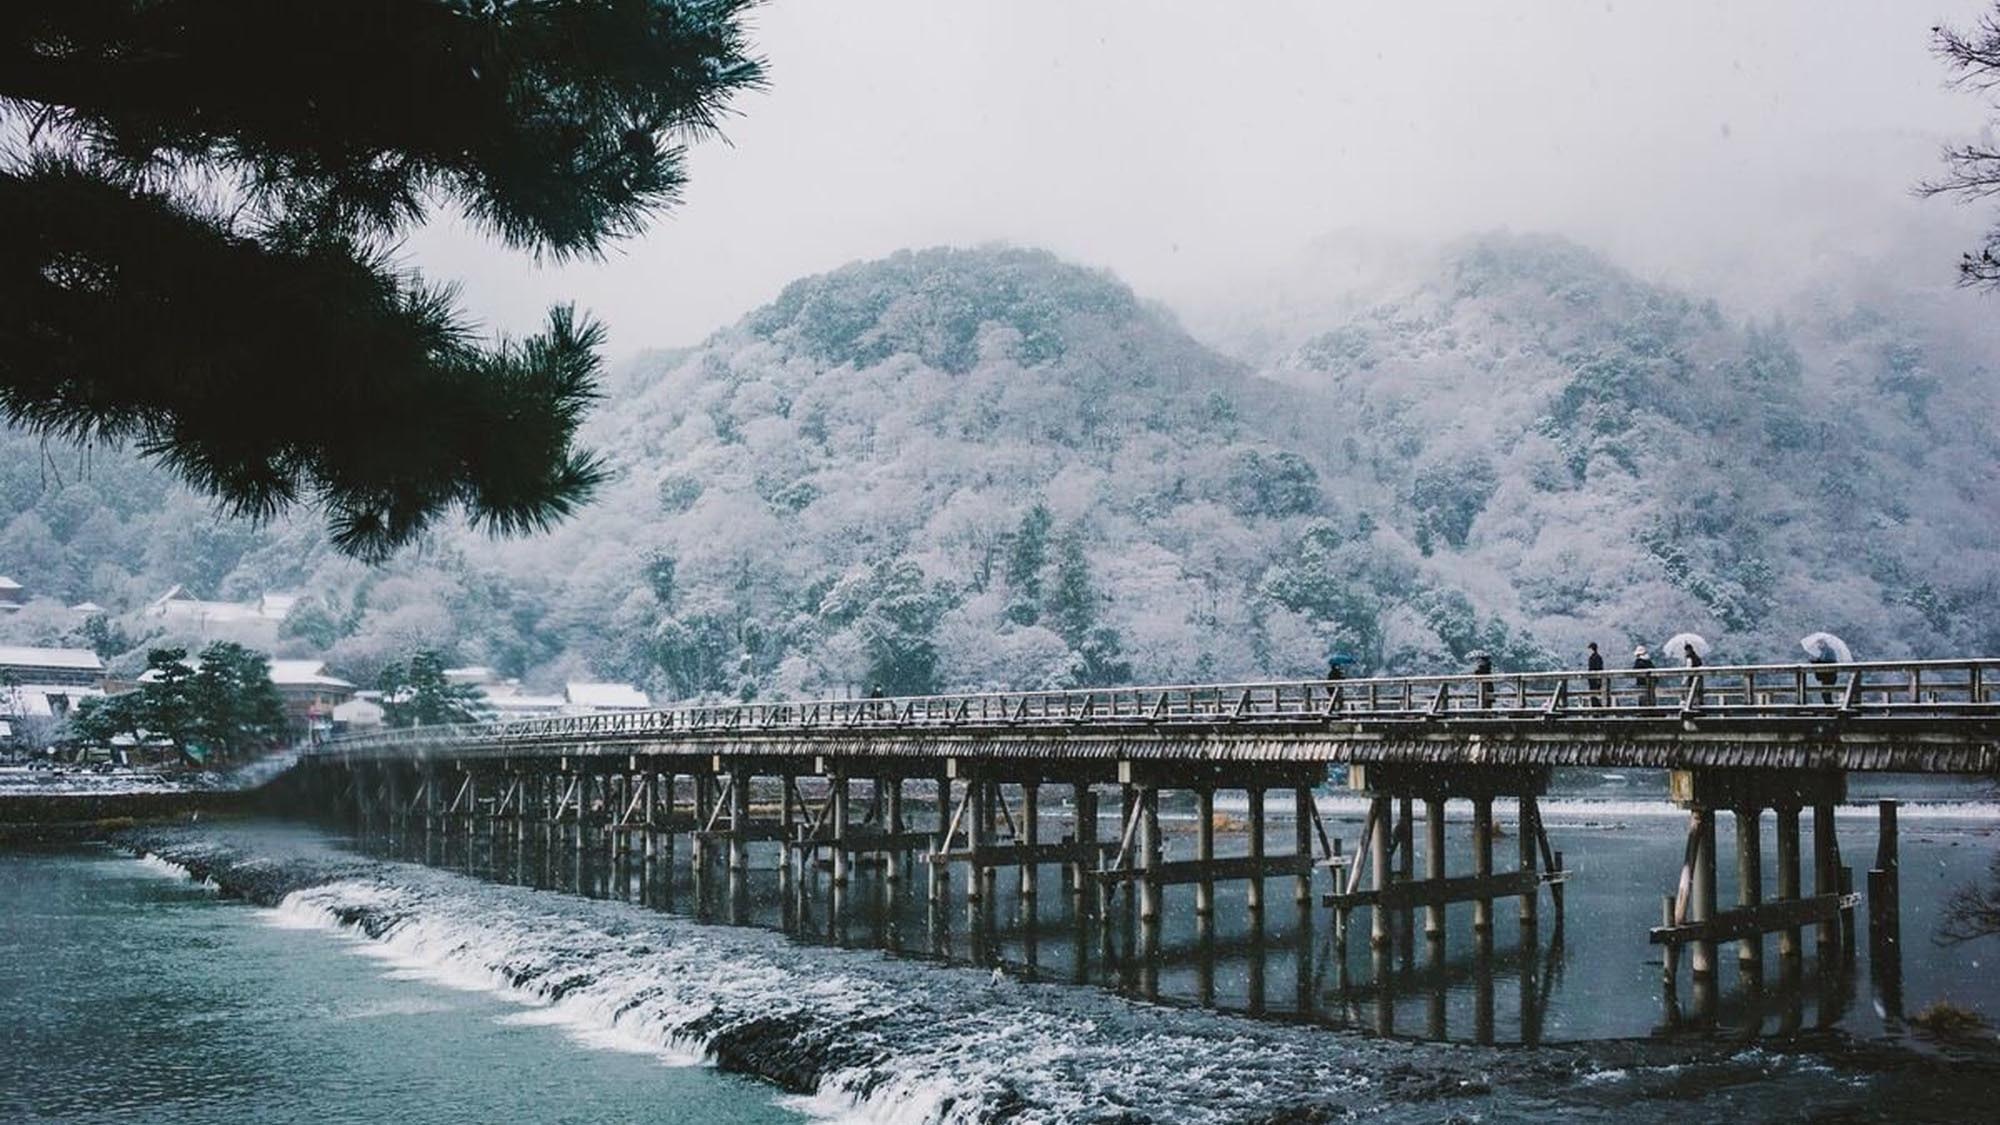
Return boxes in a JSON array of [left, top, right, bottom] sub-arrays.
[[1654, 768, 1852, 1019], [1328, 764, 1565, 952]]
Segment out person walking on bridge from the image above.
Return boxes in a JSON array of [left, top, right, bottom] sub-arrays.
[[1472, 651, 1494, 709], [1632, 645, 1655, 708], [1586, 642, 1606, 707], [1682, 642, 1704, 709]]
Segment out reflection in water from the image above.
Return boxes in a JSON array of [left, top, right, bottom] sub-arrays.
[[354, 793, 1888, 1047]]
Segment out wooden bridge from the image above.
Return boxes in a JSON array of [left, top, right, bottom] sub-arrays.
[[296, 658, 2000, 1027]]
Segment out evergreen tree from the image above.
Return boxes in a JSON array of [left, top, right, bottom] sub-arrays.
[[1005, 504, 1054, 598], [379, 650, 488, 727], [1044, 531, 1129, 686], [0, 2, 764, 558], [187, 642, 288, 761], [70, 643, 286, 764]]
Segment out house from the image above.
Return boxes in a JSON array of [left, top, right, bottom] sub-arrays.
[[564, 681, 651, 713], [142, 585, 303, 640], [0, 576, 25, 612], [478, 682, 567, 719], [0, 645, 107, 688], [0, 647, 109, 747], [330, 694, 386, 732], [268, 659, 356, 740]]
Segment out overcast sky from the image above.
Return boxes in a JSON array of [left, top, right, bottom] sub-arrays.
[[408, 0, 1997, 357]]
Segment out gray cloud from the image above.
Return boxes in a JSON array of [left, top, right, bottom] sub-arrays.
[[405, 0, 1996, 355]]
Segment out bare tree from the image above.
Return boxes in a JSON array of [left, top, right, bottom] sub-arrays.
[[1940, 853, 2000, 944], [1923, 13, 2000, 287]]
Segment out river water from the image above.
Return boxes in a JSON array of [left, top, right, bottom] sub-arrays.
[[2, 775, 1998, 1122]]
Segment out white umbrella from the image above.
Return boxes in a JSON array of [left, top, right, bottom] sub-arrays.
[[1799, 632, 1853, 663], [1662, 632, 1711, 661]]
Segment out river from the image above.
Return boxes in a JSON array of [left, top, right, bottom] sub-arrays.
[[2, 777, 1997, 1122]]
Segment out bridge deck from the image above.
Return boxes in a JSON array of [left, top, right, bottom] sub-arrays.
[[312, 659, 2000, 774]]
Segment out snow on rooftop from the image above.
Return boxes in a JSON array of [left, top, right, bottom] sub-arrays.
[[0, 684, 105, 719], [268, 659, 354, 689], [564, 681, 650, 710], [0, 576, 22, 590], [0, 646, 105, 671]]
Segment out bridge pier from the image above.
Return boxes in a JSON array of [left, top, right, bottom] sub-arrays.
[[1328, 764, 1565, 953], [1653, 769, 1854, 1014]]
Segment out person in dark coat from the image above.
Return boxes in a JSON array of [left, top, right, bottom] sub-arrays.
[[868, 682, 885, 719], [1472, 652, 1494, 708], [1586, 642, 1606, 707], [1632, 645, 1655, 708], [1682, 644, 1704, 708], [1810, 650, 1838, 705], [1326, 658, 1345, 682]]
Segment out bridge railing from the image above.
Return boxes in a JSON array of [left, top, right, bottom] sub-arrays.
[[312, 658, 2000, 757]]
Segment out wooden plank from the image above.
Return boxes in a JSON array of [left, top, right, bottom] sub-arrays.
[[690, 823, 792, 843], [1648, 892, 1859, 944], [795, 828, 937, 853], [1324, 868, 1564, 910], [931, 840, 1115, 865], [1094, 852, 1326, 885]]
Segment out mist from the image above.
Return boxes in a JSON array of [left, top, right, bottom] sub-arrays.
[[406, 0, 1997, 356]]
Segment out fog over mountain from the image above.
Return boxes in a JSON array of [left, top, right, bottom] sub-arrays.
[[5, 233, 1996, 698]]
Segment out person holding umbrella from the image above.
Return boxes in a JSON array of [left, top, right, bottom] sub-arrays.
[[1801, 632, 1852, 705], [1632, 645, 1655, 707], [1325, 652, 1350, 712], [1664, 632, 1711, 709]]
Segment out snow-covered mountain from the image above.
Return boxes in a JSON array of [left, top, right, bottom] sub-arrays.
[[3, 237, 1996, 699]]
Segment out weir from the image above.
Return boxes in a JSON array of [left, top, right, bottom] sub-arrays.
[[304, 658, 1999, 1032]]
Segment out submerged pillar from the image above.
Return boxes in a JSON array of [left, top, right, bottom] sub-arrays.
[[1472, 797, 1494, 934], [1736, 806, 1764, 986]]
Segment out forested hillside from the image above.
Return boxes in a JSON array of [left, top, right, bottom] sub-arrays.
[[3, 239, 1995, 699]]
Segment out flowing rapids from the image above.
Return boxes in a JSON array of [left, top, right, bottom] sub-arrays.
[[103, 822, 1998, 1124]]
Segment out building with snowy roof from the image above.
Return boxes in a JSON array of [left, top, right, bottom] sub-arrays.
[[0, 645, 106, 687], [563, 682, 651, 712]]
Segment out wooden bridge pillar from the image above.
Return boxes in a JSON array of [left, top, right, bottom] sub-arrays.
[[1137, 784, 1161, 926], [1423, 797, 1446, 939], [1245, 785, 1266, 916], [1020, 782, 1039, 899], [1517, 796, 1540, 927], [729, 767, 752, 880], [1736, 806, 1764, 986], [930, 773, 952, 906], [830, 771, 851, 889], [1194, 787, 1215, 918], [1472, 797, 1494, 934], [886, 778, 906, 887], [1369, 793, 1392, 948], [1813, 798, 1839, 961], [1297, 787, 1318, 908], [1072, 782, 1097, 899], [1775, 804, 1802, 961], [1690, 807, 1718, 981]]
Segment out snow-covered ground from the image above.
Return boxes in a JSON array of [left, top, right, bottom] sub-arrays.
[[0, 749, 297, 797]]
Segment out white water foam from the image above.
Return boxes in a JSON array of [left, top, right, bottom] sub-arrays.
[[131, 851, 221, 890], [248, 875, 1418, 1124]]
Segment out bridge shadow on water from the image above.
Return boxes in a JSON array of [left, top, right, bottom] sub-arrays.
[[339, 804, 1875, 1049]]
